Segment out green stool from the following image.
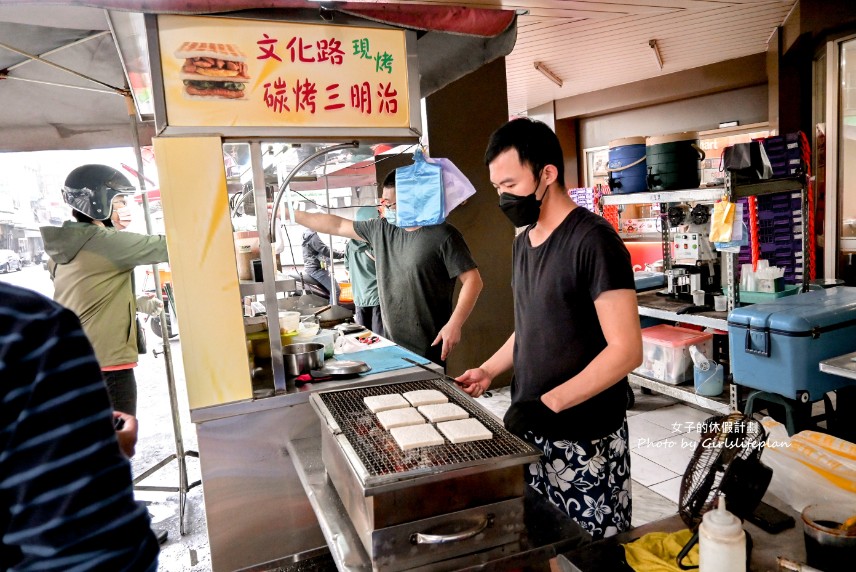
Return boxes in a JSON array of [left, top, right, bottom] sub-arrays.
[[743, 390, 838, 437], [744, 391, 800, 435]]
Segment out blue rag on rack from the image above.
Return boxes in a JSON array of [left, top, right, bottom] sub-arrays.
[[337, 345, 431, 375]]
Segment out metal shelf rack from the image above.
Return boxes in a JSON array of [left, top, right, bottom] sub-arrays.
[[601, 187, 725, 206], [605, 177, 809, 413]]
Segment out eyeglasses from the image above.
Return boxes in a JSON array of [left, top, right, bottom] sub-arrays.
[[379, 199, 396, 208]]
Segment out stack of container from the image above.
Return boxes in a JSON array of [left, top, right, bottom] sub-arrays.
[[596, 184, 620, 230], [737, 192, 804, 285], [759, 133, 803, 178], [569, 187, 597, 212]]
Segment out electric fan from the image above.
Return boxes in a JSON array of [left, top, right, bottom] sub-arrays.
[[675, 412, 773, 569]]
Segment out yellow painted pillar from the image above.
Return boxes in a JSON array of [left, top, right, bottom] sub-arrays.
[[154, 136, 251, 409]]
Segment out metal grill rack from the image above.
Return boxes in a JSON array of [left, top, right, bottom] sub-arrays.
[[317, 379, 534, 479]]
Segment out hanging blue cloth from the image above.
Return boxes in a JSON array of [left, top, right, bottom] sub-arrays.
[[395, 149, 445, 227]]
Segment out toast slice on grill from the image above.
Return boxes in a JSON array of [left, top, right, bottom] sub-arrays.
[[418, 403, 468, 423], [363, 394, 409, 413], [403, 389, 448, 407], [376, 407, 425, 430], [390, 424, 444, 451], [436, 418, 492, 444]]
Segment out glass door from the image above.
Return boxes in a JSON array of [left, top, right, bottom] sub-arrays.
[[828, 35, 856, 284]]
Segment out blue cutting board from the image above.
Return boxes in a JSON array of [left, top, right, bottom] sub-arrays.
[[336, 345, 432, 375]]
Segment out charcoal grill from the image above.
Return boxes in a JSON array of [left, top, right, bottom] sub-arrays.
[[309, 378, 540, 571]]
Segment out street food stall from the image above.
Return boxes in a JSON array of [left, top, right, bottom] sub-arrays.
[[142, 10, 550, 571]]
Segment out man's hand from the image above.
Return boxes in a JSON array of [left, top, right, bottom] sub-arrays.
[[136, 295, 163, 317], [455, 367, 492, 398], [431, 321, 462, 361], [435, 268, 481, 361], [113, 411, 138, 458]]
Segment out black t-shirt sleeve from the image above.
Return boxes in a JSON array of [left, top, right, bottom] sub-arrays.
[[440, 226, 477, 279], [581, 221, 635, 301], [352, 219, 376, 245]]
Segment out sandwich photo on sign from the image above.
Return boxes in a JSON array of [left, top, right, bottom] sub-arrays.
[[175, 42, 250, 100]]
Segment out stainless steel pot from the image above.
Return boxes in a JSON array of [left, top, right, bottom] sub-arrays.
[[282, 342, 325, 376]]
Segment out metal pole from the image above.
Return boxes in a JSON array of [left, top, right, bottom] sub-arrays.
[[126, 94, 196, 535], [250, 141, 288, 393], [322, 157, 337, 306]]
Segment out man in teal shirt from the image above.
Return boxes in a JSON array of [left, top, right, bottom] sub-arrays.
[[345, 206, 384, 335]]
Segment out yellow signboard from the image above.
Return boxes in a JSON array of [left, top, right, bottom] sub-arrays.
[[154, 15, 413, 132]]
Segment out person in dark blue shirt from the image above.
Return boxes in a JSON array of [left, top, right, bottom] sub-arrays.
[[0, 283, 159, 571], [302, 228, 344, 302]]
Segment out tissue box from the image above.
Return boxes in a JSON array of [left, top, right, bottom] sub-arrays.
[[756, 277, 785, 293]]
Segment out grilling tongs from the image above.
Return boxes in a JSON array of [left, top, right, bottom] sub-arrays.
[[402, 357, 473, 386]]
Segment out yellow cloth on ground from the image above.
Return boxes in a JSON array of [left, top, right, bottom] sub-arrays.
[[623, 529, 698, 572]]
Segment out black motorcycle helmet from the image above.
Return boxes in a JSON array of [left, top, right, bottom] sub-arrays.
[[62, 164, 135, 221]]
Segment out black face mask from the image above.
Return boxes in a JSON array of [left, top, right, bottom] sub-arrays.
[[498, 177, 543, 227]]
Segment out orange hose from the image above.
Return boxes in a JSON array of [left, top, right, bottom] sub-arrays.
[[799, 131, 817, 281], [749, 195, 760, 272]]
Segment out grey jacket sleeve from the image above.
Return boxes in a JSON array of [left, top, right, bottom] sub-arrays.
[[307, 232, 332, 259]]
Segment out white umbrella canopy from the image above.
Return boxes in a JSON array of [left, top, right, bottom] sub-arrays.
[[0, 3, 154, 152]]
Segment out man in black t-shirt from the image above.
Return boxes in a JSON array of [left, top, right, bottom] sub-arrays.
[[285, 171, 483, 364], [457, 118, 643, 540]]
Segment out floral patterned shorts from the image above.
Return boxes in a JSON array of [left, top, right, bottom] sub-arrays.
[[523, 418, 632, 540]]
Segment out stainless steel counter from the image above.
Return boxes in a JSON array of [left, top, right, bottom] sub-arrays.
[[819, 351, 856, 381], [193, 364, 443, 572], [190, 364, 439, 424]]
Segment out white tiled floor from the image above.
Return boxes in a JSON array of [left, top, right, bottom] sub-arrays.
[[474, 384, 716, 528]]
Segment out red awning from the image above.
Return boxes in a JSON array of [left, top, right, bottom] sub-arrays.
[[14, 1, 515, 37], [133, 189, 161, 204], [289, 159, 376, 191]]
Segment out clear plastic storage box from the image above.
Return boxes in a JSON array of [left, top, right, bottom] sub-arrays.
[[635, 325, 713, 385]]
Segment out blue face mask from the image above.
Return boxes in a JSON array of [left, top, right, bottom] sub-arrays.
[[383, 208, 396, 226]]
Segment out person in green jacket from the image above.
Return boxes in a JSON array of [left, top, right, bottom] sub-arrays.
[[41, 165, 169, 417], [344, 206, 384, 335]]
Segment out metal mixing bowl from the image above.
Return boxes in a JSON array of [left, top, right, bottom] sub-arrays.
[[282, 343, 325, 376]]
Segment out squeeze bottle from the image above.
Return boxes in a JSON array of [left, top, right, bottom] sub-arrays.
[[699, 494, 746, 572]]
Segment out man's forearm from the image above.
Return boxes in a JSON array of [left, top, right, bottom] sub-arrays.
[[448, 269, 482, 329], [294, 210, 361, 240]]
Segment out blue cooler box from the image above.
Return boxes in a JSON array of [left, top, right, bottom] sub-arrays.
[[728, 287, 856, 402]]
